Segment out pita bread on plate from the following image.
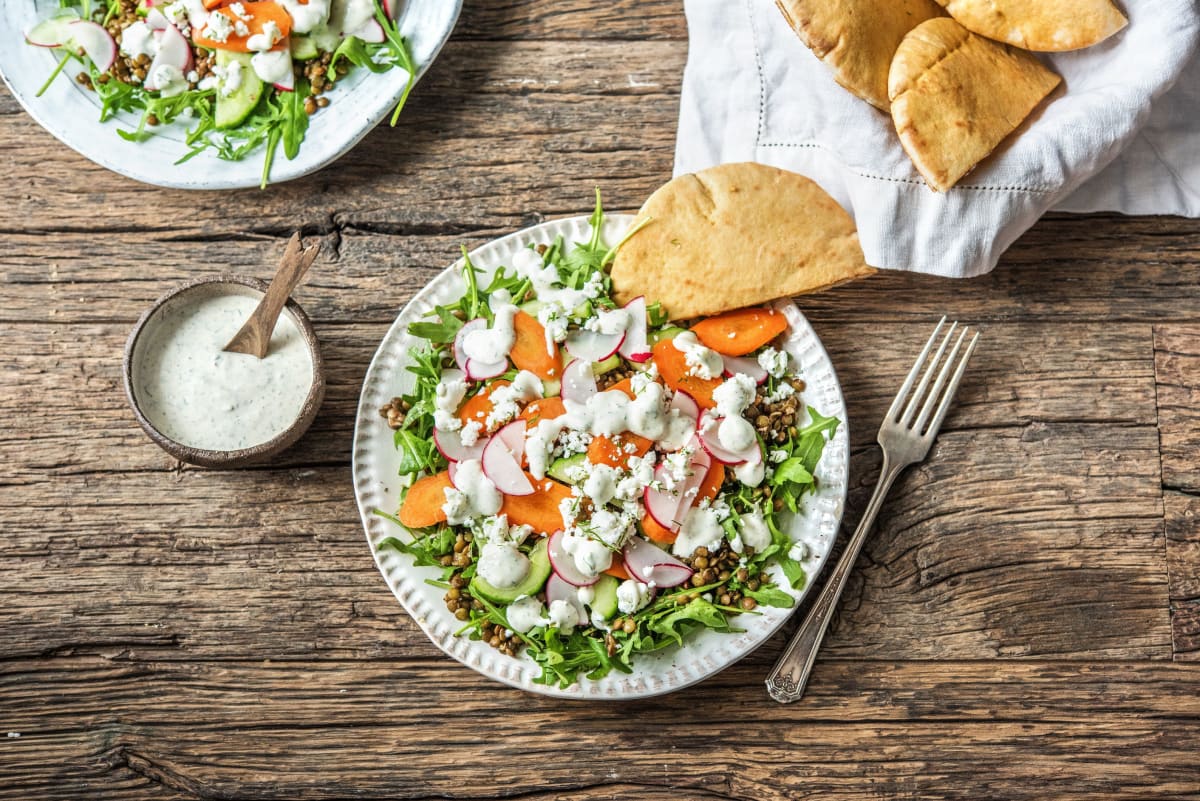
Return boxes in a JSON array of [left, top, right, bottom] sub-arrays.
[[775, 0, 945, 111], [888, 18, 1062, 192], [934, 0, 1128, 52], [610, 163, 875, 321]]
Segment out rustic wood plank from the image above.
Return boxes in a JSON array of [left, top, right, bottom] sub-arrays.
[[1167, 492, 1200, 660], [2, 659, 1200, 800], [1155, 325, 1200, 494], [455, 0, 688, 40]]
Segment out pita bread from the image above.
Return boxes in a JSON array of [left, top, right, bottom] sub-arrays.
[[610, 163, 875, 320], [934, 0, 1127, 51], [889, 18, 1061, 192], [776, 0, 945, 111]]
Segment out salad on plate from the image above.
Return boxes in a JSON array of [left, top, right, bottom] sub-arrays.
[[375, 196, 841, 689], [24, 0, 415, 185]]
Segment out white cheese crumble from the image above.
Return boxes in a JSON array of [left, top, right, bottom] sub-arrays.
[[616, 579, 653, 614], [758, 346, 789, 379], [201, 11, 233, 43]]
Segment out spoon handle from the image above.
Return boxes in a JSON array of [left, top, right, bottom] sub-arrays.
[[224, 233, 320, 359]]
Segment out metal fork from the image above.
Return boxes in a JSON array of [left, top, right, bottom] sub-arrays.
[[765, 317, 980, 703]]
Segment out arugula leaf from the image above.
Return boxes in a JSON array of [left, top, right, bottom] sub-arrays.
[[408, 307, 463, 344], [393, 428, 435, 475], [744, 585, 795, 608], [645, 598, 730, 646]]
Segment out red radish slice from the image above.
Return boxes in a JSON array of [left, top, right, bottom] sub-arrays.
[[68, 21, 116, 71], [722, 354, 768, 384], [623, 536, 694, 587], [495, 420, 527, 463], [382, 0, 400, 19], [453, 318, 486, 372], [696, 412, 759, 466], [447, 459, 458, 485], [561, 359, 597, 404], [146, 24, 191, 89], [643, 476, 681, 531], [669, 389, 700, 421], [465, 357, 507, 381], [547, 530, 601, 588], [618, 296, 651, 363], [273, 69, 295, 92], [25, 16, 76, 47], [349, 18, 385, 42], [145, 8, 170, 29], [433, 427, 487, 463], [564, 328, 625, 363], [482, 429, 533, 496], [644, 445, 711, 531]]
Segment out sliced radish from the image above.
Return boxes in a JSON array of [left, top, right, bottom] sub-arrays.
[[481, 429, 533, 496], [696, 412, 760, 466], [669, 389, 700, 421], [617, 296, 651, 363], [465, 357, 507, 382], [564, 328, 625, 363], [145, 24, 191, 90], [273, 68, 295, 92], [348, 18, 385, 42], [447, 459, 458, 485], [67, 21, 117, 71], [453, 318, 486, 372], [25, 15, 77, 47], [547, 530, 601, 588], [722, 354, 768, 384], [382, 0, 400, 19], [644, 445, 711, 532], [433, 427, 486, 463], [643, 478, 682, 532], [145, 8, 171, 29], [494, 419, 527, 463], [623, 536, 694, 588], [561, 358, 597, 404]]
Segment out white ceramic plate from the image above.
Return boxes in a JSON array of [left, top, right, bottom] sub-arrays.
[[0, 0, 460, 189], [352, 214, 850, 699]]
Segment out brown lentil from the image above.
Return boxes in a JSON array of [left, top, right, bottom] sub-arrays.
[[741, 597, 758, 611]]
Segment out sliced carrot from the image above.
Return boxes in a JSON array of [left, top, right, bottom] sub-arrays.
[[398, 471, 453, 529], [690, 307, 788, 357], [501, 475, 573, 536], [641, 512, 676, 545], [640, 463, 725, 545], [192, 1, 293, 52], [587, 432, 653, 469], [651, 338, 721, 410], [605, 377, 635, 399], [457, 380, 511, 429], [518, 397, 566, 427], [509, 311, 561, 380], [202, 0, 225, 9], [604, 562, 631, 581]]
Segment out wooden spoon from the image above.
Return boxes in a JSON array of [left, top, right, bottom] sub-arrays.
[[224, 232, 320, 359]]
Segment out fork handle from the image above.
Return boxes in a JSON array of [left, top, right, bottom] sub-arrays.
[[765, 454, 905, 703]]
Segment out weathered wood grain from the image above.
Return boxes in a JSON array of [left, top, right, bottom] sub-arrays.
[[1167, 492, 1200, 660], [2, 659, 1200, 801], [1155, 325, 1200, 494], [456, 0, 688, 40]]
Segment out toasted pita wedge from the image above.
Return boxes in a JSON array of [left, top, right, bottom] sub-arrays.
[[775, 0, 945, 111], [610, 163, 875, 320], [889, 18, 1061, 192], [934, 0, 1127, 51]]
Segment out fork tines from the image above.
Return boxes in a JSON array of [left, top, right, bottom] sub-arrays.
[[887, 317, 980, 438]]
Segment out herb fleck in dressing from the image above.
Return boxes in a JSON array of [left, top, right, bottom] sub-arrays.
[[135, 290, 313, 451]]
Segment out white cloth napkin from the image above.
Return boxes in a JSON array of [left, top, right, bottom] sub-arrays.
[[675, 0, 1200, 277]]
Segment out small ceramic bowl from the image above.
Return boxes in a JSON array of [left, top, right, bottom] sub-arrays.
[[123, 275, 326, 468]]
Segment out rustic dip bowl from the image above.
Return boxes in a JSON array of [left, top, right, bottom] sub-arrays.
[[123, 275, 326, 468]]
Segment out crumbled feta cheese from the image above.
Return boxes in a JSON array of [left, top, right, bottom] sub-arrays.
[[616, 579, 653, 614], [459, 419, 483, 446], [769, 449, 789, 464], [149, 63, 187, 98], [758, 347, 789, 379], [582, 463, 620, 507], [433, 371, 468, 431], [227, 1, 250, 18], [201, 11, 233, 43], [713, 373, 757, 419], [764, 380, 796, 404], [787, 541, 809, 562]]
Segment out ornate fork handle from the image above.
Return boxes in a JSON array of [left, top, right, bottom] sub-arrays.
[[766, 454, 908, 703]]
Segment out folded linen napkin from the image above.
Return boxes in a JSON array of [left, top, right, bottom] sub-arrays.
[[674, 0, 1200, 277]]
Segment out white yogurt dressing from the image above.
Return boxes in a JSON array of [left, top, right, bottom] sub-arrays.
[[133, 289, 314, 452]]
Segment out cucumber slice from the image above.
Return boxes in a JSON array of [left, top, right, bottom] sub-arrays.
[[25, 13, 78, 47], [649, 326, 687, 344], [547, 452, 587, 485], [290, 35, 319, 60], [469, 538, 552, 606], [589, 574, 619, 620], [520, 300, 544, 315], [214, 51, 264, 130], [592, 354, 621, 376]]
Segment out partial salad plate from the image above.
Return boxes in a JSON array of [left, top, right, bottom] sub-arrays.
[[352, 204, 850, 699], [0, 0, 460, 188]]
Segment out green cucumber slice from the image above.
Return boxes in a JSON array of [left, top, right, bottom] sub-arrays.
[[214, 50, 265, 130]]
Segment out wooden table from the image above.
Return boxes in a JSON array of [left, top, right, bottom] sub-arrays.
[[2, 2, 1199, 798]]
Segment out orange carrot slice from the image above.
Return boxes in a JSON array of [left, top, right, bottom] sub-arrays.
[[518, 397, 566, 427], [587, 432, 653, 469], [690, 307, 788, 357], [651, 338, 721, 410], [605, 377, 635, 398], [192, 1, 292, 52], [604, 561, 631, 581], [202, 0, 225, 9], [398, 471, 453, 529], [641, 513, 676, 545], [509, 311, 562, 380], [501, 475, 573, 536], [457, 380, 511, 429]]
